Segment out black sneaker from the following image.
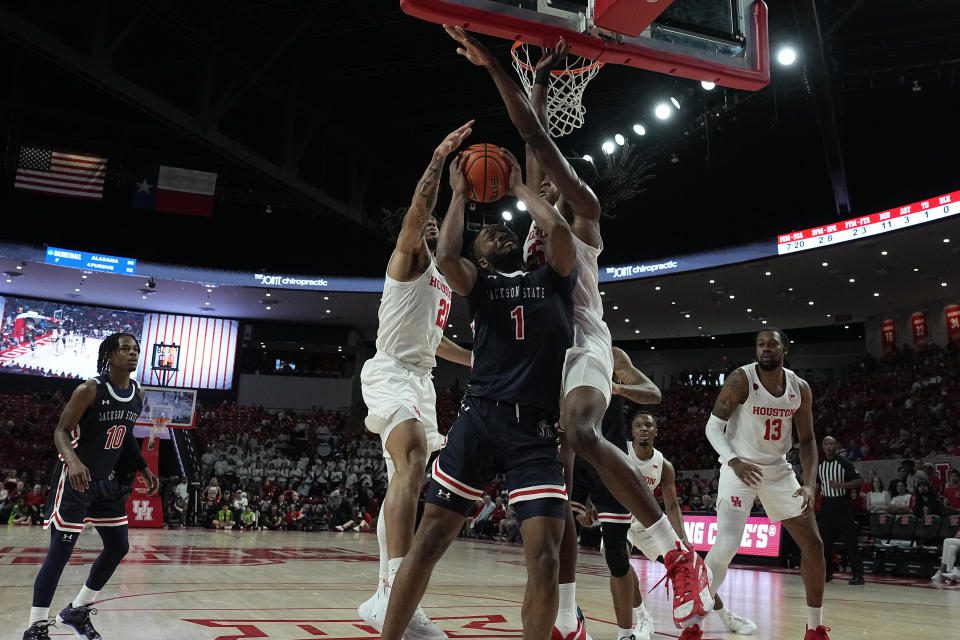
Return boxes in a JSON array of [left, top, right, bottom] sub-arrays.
[[56, 603, 102, 640], [22, 621, 54, 640], [848, 575, 865, 585]]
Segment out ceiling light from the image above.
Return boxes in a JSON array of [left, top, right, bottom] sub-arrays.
[[325, 309, 331, 314], [300, 346, 304, 350], [74, 288, 80, 292], [501, 211, 513, 221], [765, 271, 772, 276], [881, 251, 888, 256], [205, 301, 210, 305], [671, 301, 676, 305], [583, 154, 594, 163], [452, 334, 458, 338], [654, 286, 661, 291], [698, 326, 702, 330], [729, 295, 735, 299], [942, 282, 949, 287], [323, 296, 329, 300], [516, 200, 527, 211], [650, 346, 656, 350], [684, 314, 691, 318], [634, 329, 640, 334], [612, 305, 619, 310], [827, 314, 832, 318], [709, 279, 715, 284], [913, 268, 919, 272], [844, 325, 850, 329], [788, 287, 793, 291], [762, 320, 768, 324], [670, 97, 681, 109], [777, 46, 797, 66], [141, 295, 147, 299], [624, 318, 630, 323], [848, 278, 855, 283], [701, 81, 716, 90], [614, 133, 625, 146], [808, 301, 815, 305], [654, 103, 672, 120], [602, 141, 616, 154], [711, 336, 716, 340], [747, 308, 752, 312], [82, 275, 88, 279], [15, 264, 22, 270], [206, 288, 212, 292], [600, 291, 606, 296], [944, 238, 951, 243], [265, 306, 271, 310], [632, 124, 646, 136], [873, 292, 880, 297], [821, 262, 828, 267]]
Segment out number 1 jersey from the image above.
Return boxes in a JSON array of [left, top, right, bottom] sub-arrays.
[[466, 265, 576, 411], [725, 363, 802, 466], [67, 375, 143, 479], [375, 259, 452, 372]]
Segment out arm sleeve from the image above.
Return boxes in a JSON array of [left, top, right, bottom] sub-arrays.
[[705, 414, 737, 465]]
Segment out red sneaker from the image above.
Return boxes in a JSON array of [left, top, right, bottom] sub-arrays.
[[657, 542, 714, 628], [679, 624, 703, 639], [804, 625, 831, 639], [550, 620, 589, 640]]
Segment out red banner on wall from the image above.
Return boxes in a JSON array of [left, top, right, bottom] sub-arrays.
[[947, 305, 960, 344], [881, 319, 898, 356], [911, 312, 930, 350], [125, 438, 164, 528]]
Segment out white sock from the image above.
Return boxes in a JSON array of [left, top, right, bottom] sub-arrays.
[[556, 582, 578, 634], [73, 585, 100, 608], [646, 516, 681, 557], [388, 556, 404, 586], [807, 606, 823, 629], [618, 627, 633, 639], [377, 512, 389, 582], [29, 607, 49, 626], [633, 602, 649, 622]]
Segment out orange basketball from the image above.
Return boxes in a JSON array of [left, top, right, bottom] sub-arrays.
[[461, 143, 511, 203]]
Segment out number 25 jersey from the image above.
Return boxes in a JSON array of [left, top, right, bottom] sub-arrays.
[[466, 264, 576, 411], [725, 363, 801, 466], [67, 375, 143, 479]]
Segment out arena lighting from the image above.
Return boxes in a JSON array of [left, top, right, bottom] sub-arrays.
[[747, 308, 752, 312], [777, 46, 797, 66], [654, 286, 661, 290], [684, 314, 691, 318], [849, 278, 856, 283], [612, 305, 619, 310], [873, 292, 880, 297], [516, 200, 527, 211], [582, 154, 594, 163], [264, 306, 271, 310], [625, 318, 630, 323], [945, 238, 951, 243], [265, 292, 271, 297], [602, 140, 616, 154], [633, 124, 646, 135], [634, 329, 640, 334], [943, 282, 949, 287], [654, 103, 672, 120], [670, 97, 681, 109], [881, 251, 888, 256], [614, 133, 625, 145], [808, 301, 815, 305], [501, 211, 513, 221], [821, 262, 828, 267], [701, 81, 716, 90], [709, 279, 715, 283], [765, 271, 772, 276]]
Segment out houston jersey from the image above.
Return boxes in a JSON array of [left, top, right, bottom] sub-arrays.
[[375, 259, 452, 372], [67, 376, 143, 479], [466, 264, 576, 410], [725, 364, 802, 465], [524, 221, 611, 352], [628, 445, 664, 491]]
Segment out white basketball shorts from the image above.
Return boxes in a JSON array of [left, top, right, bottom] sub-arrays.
[[562, 320, 614, 404], [715, 460, 804, 524], [627, 519, 664, 561]]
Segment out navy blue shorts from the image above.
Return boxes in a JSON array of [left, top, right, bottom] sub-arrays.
[[427, 395, 566, 521], [43, 461, 131, 533], [570, 457, 631, 525]]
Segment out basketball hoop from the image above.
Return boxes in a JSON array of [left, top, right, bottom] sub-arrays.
[[148, 417, 170, 451], [511, 41, 604, 138]]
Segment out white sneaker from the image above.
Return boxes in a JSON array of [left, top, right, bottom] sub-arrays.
[[632, 613, 654, 640], [716, 608, 757, 635], [931, 570, 944, 583], [358, 581, 389, 631], [944, 569, 960, 582], [405, 606, 448, 640]]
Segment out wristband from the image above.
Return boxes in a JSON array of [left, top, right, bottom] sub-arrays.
[[534, 67, 552, 86]]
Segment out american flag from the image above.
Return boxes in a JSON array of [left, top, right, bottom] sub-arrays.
[[15, 146, 107, 199]]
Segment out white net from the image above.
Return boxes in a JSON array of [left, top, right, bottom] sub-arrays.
[[147, 404, 172, 450], [511, 42, 604, 138]]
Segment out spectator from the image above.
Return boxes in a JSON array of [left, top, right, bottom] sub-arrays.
[[475, 496, 505, 539], [166, 496, 185, 528], [890, 481, 913, 514], [462, 499, 483, 538], [25, 484, 45, 524], [265, 505, 284, 531], [204, 477, 223, 503], [174, 476, 189, 503], [931, 525, 960, 582], [864, 476, 891, 513], [284, 503, 305, 531], [213, 503, 235, 530], [701, 494, 716, 513], [498, 505, 518, 541], [236, 506, 255, 530], [7, 497, 31, 525], [913, 480, 943, 518], [887, 468, 909, 496], [944, 469, 960, 510]]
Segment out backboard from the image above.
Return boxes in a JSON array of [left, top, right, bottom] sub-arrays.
[[401, 0, 769, 90], [134, 385, 198, 438]]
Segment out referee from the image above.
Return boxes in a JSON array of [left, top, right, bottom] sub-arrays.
[[818, 436, 865, 584]]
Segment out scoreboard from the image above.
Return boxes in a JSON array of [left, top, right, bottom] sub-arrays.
[[777, 189, 960, 255]]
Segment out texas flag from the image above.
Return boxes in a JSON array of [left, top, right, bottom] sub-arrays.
[[132, 165, 217, 217]]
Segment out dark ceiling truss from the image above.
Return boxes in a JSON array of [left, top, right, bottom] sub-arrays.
[[0, 2, 376, 229]]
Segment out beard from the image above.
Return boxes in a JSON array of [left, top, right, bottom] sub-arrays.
[[757, 356, 782, 371], [426, 235, 438, 252], [484, 244, 523, 272]]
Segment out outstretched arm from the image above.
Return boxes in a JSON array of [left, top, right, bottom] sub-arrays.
[[611, 347, 661, 404], [436, 154, 478, 296], [436, 336, 472, 367], [388, 121, 474, 282], [445, 27, 599, 220], [500, 149, 575, 277]]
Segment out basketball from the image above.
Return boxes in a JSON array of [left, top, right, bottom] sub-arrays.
[[461, 143, 511, 203]]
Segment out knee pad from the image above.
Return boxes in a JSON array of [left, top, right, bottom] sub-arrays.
[[602, 522, 631, 578]]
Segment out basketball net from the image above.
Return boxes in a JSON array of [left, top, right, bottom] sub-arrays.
[[148, 417, 170, 451], [511, 42, 604, 138]]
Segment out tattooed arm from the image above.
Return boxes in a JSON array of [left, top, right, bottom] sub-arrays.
[[387, 120, 474, 282], [705, 368, 763, 485], [610, 347, 661, 405]]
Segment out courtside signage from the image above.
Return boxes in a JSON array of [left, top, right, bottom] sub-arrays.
[[682, 515, 782, 557], [45, 246, 137, 275]]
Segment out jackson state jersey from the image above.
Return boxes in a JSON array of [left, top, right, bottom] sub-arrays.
[[65, 376, 143, 479], [375, 259, 452, 371], [466, 264, 576, 410], [724, 363, 802, 466]]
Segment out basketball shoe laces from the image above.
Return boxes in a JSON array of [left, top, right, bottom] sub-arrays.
[[29, 620, 55, 640], [651, 544, 693, 608], [71, 606, 99, 635]]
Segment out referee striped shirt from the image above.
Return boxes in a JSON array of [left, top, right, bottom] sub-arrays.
[[818, 455, 860, 499]]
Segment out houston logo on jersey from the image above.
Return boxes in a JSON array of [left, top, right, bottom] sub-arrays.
[[752, 407, 796, 417]]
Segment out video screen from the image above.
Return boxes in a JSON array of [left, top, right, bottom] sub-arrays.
[[0, 296, 237, 390]]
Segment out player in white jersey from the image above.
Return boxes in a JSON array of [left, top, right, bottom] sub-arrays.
[[704, 329, 830, 640], [623, 412, 756, 640], [357, 122, 474, 640], [444, 26, 712, 631]]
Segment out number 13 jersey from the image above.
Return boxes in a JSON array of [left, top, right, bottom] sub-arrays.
[[725, 363, 801, 466], [375, 259, 452, 372]]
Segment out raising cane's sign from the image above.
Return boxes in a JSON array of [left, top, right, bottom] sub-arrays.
[[682, 515, 782, 557]]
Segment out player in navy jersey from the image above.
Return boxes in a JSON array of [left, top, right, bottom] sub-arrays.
[[22, 332, 159, 640], [380, 148, 576, 640]]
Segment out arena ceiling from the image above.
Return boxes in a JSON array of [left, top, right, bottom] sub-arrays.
[[0, 1, 958, 339]]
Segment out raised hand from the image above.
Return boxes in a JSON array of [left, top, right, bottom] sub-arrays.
[[449, 153, 469, 197], [444, 25, 497, 67], [535, 37, 570, 72], [497, 148, 523, 194], [435, 120, 475, 158]]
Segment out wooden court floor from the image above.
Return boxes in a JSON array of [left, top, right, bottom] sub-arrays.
[[1, 526, 957, 639]]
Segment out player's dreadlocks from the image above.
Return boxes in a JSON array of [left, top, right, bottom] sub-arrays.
[[97, 332, 140, 374], [380, 206, 442, 243], [569, 141, 654, 218]]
